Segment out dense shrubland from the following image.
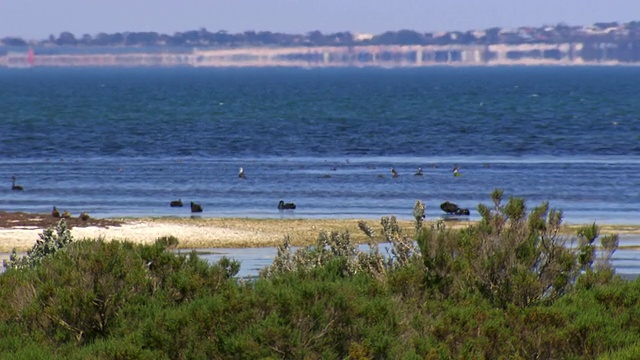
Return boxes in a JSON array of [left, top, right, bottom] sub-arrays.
[[1, 190, 639, 359]]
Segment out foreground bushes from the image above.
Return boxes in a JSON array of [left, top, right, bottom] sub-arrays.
[[0, 192, 638, 359]]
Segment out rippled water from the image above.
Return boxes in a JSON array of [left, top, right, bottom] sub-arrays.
[[1, 67, 639, 224]]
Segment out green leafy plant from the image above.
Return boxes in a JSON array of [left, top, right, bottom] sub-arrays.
[[261, 201, 424, 280], [419, 189, 619, 308], [0, 193, 631, 359], [5, 219, 74, 270]]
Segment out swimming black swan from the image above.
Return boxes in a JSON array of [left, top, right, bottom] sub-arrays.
[[440, 201, 470, 216], [51, 206, 61, 218], [190, 202, 203, 213], [11, 176, 23, 191], [278, 200, 296, 210], [170, 199, 183, 207]]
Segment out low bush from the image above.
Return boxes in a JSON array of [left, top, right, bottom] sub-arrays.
[[5, 219, 74, 270], [0, 190, 636, 359]]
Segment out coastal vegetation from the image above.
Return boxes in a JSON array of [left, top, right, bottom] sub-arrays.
[[1, 21, 638, 49], [1, 190, 639, 358]]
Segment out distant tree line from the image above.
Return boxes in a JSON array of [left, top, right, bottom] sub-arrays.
[[2, 21, 640, 48]]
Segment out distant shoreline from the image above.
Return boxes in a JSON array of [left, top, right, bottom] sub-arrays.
[[2, 43, 638, 68]]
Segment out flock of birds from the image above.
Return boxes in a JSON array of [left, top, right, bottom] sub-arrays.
[[166, 165, 469, 216], [167, 198, 296, 214], [50, 206, 91, 221], [10, 176, 93, 221], [167, 168, 296, 214], [10, 163, 469, 217], [390, 164, 461, 178], [168, 199, 205, 213]]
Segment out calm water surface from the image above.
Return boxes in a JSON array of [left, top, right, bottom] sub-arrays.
[[1, 67, 639, 225], [2, 67, 640, 276], [191, 234, 640, 279]]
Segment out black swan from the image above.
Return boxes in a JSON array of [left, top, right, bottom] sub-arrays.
[[278, 200, 296, 210], [440, 201, 470, 216], [170, 199, 183, 207], [51, 206, 61, 218], [11, 176, 23, 191], [190, 202, 203, 213]]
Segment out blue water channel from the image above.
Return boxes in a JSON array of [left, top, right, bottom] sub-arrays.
[[186, 234, 640, 279]]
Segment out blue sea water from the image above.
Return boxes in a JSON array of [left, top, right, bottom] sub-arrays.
[[1, 66, 639, 225]]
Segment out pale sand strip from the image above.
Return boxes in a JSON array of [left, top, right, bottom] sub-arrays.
[[1, 217, 639, 253]]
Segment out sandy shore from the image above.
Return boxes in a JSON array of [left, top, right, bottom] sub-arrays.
[[1, 216, 639, 253], [0, 217, 418, 252]]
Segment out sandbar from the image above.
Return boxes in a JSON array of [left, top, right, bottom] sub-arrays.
[[1, 212, 639, 253]]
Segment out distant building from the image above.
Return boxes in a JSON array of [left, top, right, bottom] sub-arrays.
[[353, 33, 374, 41]]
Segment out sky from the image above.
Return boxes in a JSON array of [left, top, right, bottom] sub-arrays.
[[1, 0, 638, 40]]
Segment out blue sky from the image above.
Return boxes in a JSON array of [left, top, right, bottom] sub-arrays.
[[1, 0, 638, 40]]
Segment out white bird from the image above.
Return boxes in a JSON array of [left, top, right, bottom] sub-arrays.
[[238, 167, 246, 179]]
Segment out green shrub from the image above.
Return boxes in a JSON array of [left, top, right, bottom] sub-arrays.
[[0, 192, 633, 359], [416, 189, 619, 308], [262, 201, 424, 280], [5, 219, 73, 270], [0, 235, 240, 347]]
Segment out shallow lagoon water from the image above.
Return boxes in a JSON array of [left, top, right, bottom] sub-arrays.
[[190, 234, 640, 279], [2, 67, 640, 277], [1, 67, 640, 225]]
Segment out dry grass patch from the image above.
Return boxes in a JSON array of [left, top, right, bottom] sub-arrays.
[[138, 217, 421, 248]]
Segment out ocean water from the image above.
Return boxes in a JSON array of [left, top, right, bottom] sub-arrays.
[[1, 66, 639, 225]]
